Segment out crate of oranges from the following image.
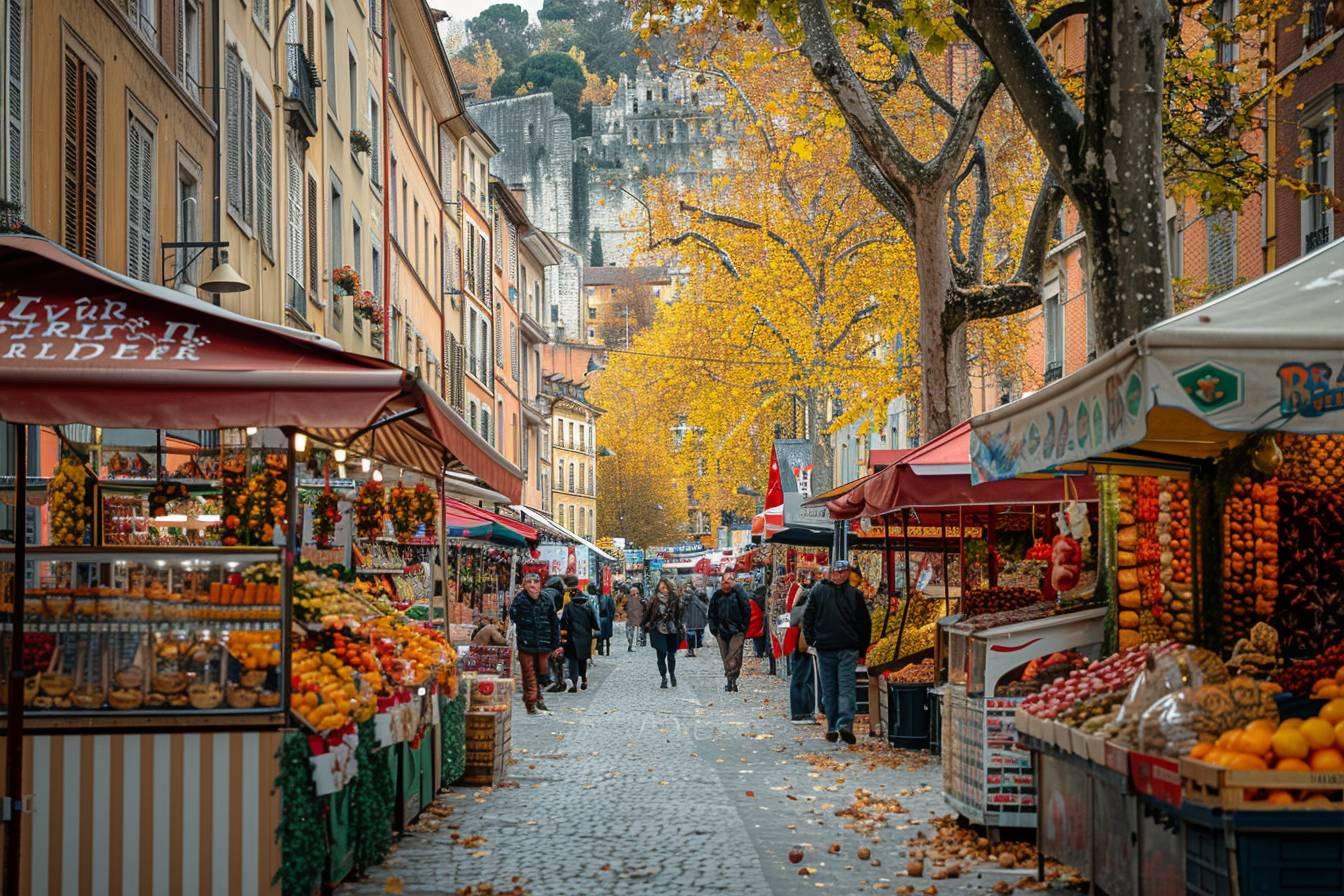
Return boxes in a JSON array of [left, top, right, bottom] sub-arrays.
[[1181, 699, 1344, 809]]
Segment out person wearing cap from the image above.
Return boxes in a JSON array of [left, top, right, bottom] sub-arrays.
[[803, 559, 871, 744], [510, 572, 560, 714]]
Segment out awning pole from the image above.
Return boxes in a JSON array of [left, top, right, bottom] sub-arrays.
[[4, 422, 27, 896], [281, 431, 299, 728], [893, 509, 914, 662], [437, 471, 447, 634], [941, 510, 951, 617], [988, 504, 999, 589], [958, 506, 966, 613]]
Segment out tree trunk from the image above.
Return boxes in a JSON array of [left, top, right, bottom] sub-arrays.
[[911, 193, 970, 440]]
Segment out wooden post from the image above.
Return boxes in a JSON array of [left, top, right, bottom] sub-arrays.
[[941, 510, 951, 616], [893, 508, 914, 660], [958, 506, 966, 612]]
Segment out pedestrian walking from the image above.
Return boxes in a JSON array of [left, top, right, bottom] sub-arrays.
[[625, 583, 646, 651], [802, 560, 871, 744], [643, 577, 684, 688], [682, 583, 709, 657], [783, 581, 817, 723], [707, 571, 752, 691], [510, 572, 560, 715], [596, 587, 616, 656], [560, 589, 598, 691], [542, 575, 570, 693]]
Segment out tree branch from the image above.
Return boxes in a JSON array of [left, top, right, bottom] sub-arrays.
[[927, 65, 1000, 184], [750, 304, 807, 367], [906, 53, 959, 118], [836, 235, 903, 263], [825, 302, 880, 351], [648, 230, 741, 278], [679, 201, 820, 294], [846, 135, 914, 230]]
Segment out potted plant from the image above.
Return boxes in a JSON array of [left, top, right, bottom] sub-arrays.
[[332, 264, 360, 296], [350, 129, 372, 156], [353, 289, 384, 326]]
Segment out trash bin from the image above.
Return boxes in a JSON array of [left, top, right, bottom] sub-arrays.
[[887, 682, 932, 749], [928, 688, 942, 756]]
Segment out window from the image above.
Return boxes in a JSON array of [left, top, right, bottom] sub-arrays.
[[347, 50, 358, 137], [1205, 210, 1236, 293], [469, 400, 477, 430], [389, 154, 398, 235], [493, 208, 502, 267], [328, 176, 342, 276], [286, 150, 304, 310], [256, 104, 274, 259], [568, 463, 575, 492], [126, 112, 154, 281], [62, 47, 98, 261], [578, 464, 585, 493], [367, 86, 380, 185], [478, 232, 488, 297], [1308, 0, 1330, 41], [1303, 118, 1333, 252], [225, 46, 254, 227], [497, 400, 504, 447], [3, 0, 25, 205], [1166, 208, 1183, 280], [178, 0, 201, 95], [1043, 277, 1063, 380], [567, 421, 574, 447], [324, 7, 336, 123], [464, 222, 476, 295], [400, 178, 408, 246], [252, 0, 270, 34], [176, 162, 200, 284], [413, 198, 419, 264], [306, 173, 318, 302], [130, 0, 156, 42], [510, 323, 518, 381], [481, 407, 491, 444], [468, 307, 479, 375], [495, 302, 504, 367], [509, 222, 518, 285]]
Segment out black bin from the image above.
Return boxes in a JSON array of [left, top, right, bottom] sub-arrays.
[[887, 683, 932, 749], [927, 689, 942, 756]]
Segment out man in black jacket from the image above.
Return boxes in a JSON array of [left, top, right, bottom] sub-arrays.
[[803, 560, 871, 743], [707, 571, 752, 692], [510, 572, 561, 714], [542, 575, 570, 693]]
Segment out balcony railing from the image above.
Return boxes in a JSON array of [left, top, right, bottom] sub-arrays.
[[286, 275, 306, 320], [1306, 224, 1332, 252], [1308, 0, 1330, 41], [1044, 361, 1064, 384], [284, 43, 319, 140]]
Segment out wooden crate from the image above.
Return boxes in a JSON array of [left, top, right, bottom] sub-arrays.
[[1180, 757, 1344, 810], [462, 709, 511, 786]]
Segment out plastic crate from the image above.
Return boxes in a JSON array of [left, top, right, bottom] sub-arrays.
[[1183, 801, 1344, 896], [887, 682, 932, 749]]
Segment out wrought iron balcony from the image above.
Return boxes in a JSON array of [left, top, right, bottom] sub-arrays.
[[284, 43, 319, 140], [1308, 0, 1330, 41], [1044, 361, 1064, 384], [1306, 224, 1332, 252]]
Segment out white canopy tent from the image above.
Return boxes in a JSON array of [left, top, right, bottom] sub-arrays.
[[970, 238, 1344, 482]]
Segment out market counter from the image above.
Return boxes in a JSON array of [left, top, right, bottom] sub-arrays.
[[0, 728, 284, 895]]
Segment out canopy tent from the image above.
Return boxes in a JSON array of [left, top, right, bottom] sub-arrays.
[[443, 497, 538, 547], [970, 237, 1344, 482], [0, 235, 523, 497], [510, 506, 618, 563], [814, 422, 1093, 520]]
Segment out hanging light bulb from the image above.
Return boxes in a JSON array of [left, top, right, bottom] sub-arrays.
[[361, 457, 372, 473], [372, 467, 384, 482], [334, 448, 347, 463], [245, 426, 258, 436], [293, 432, 307, 452]]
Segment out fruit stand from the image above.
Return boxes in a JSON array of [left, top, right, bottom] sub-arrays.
[[0, 236, 519, 896], [971, 241, 1344, 894]]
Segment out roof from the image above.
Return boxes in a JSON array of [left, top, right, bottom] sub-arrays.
[[583, 266, 670, 287], [443, 497, 538, 546], [512, 505, 619, 563]]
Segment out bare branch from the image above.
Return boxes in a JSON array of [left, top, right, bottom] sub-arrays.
[[907, 53, 959, 118], [927, 64, 1000, 187], [836, 235, 903, 263], [648, 230, 740, 279], [825, 302, 880, 351], [678, 201, 820, 293], [750, 304, 807, 368]]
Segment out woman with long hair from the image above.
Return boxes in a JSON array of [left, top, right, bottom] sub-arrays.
[[643, 577, 685, 688]]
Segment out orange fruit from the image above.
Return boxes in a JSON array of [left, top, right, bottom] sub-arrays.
[[1271, 727, 1311, 760], [1301, 718, 1336, 750], [1274, 758, 1311, 771], [1309, 747, 1344, 772], [1246, 719, 1278, 736], [1264, 790, 1296, 805], [1235, 728, 1274, 756], [1336, 719, 1344, 751], [1225, 752, 1268, 770], [1190, 743, 1214, 760], [1300, 794, 1336, 808], [1318, 684, 1342, 699], [1216, 729, 1244, 750], [1336, 666, 1344, 682], [1279, 717, 1305, 730], [1320, 698, 1344, 726]]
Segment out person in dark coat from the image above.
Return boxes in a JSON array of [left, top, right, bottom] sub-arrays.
[[643, 577, 684, 688], [681, 583, 709, 657], [510, 572, 560, 714], [596, 588, 616, 655], [803, 560, 872, 744], [624, 584, 646, 651], [560, 591, 598, 691], [541, 575, 569, 694], [707, 571, 753, 692]]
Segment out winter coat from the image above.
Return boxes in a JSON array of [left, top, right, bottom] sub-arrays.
[[747, 590, 767, 639], [545, 575, 567, 614], [624, 591, 645, 626], [643, 591, 684, 636], [683, 591, 710, 631], [561, 595, 598, 661], [802, 579, 871, 653], [511, 589, 561, 654], [783, 585, 810, 656], [597, 594, 616, 638], [707, 584, 752, 638]]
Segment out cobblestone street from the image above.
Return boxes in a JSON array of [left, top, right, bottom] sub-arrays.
[[340, 637, 1079, 896]]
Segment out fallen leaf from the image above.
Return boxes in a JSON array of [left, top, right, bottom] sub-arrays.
[[384, 879, 404, 894]]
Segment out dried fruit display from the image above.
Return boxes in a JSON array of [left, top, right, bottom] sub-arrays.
[[885, 658, 936, 683], [1222, 476, 1278, 643], [1276, 641, 1344, 695], [1278, 433, 1344, 488], [1158, 477, 1195, 642], [960, 586, 1041, 619], [1115, 477, 1143, 649], [49, 454, 89, 545], [1021, 641, 1176, 720], [1225, 622, 1282, 679], [1276, 481, 1344, 659]]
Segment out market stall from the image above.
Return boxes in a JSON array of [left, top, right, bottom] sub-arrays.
[[973, 240, 1344, 894], [816, 422, 1100, 829], [0, 236, 517, 895]]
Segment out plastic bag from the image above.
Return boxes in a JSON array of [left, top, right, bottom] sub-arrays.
[[1104, 646, 1227, 745], [1138, 676, 1279, 757], [1138, 687, 1203, 758]]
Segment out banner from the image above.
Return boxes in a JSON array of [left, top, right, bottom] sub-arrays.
[[774, 439, 832, 529]]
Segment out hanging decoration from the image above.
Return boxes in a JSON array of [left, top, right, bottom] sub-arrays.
[[312, 488, 342, 548], [354, 480, 385, 540]]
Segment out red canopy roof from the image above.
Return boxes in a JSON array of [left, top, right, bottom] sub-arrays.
[[443, 497, 538, 544], [826, 422, 1094, 519], [0, 236, 523, 500]]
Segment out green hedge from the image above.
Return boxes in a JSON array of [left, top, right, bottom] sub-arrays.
[[441, 694, 467, 785]]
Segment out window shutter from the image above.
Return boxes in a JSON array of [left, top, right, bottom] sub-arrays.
[[174, 0, 186, 82], [306, 173, 318, 301], [438, 128, 451, 203], [225, 45, 241, 217], [80, 64, 97, 260], [286, 150, 303, 289], [6, 0, 23, 204], [126, 120, 153, 281], [256, 105, 273, 258], [511, 323, 519, 381], [478, 234, 487, 297], [495, 301, 503, 366], [368, 90, 380, 184], [62, 51, 97, 261], [454, 342, 466, 411], [241, 72, 254, 225], [62, 53, 79, 251]]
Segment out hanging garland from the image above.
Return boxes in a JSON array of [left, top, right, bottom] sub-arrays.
[[441, 693, 467, 785], [352, 719, 395, 872], [387, 483, 417, 540], [411, 483, 437, 537], [312, 488, 342, 548], [354, 480, 385, 540], [273, 731, 326, 896]]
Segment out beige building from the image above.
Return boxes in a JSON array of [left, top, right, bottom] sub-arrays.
[[513, 190, 563, 514], [542, 342, 604, 539], [582, 264, 674, 346]]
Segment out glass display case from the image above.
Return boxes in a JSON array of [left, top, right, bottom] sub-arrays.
[[0, 547, 285, 722]]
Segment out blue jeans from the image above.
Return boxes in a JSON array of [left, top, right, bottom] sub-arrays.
[[816, 649, 859, 733], [789, 652, 816, 720]]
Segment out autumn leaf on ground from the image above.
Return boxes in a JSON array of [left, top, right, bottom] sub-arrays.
[[384, 879, 404, 894]]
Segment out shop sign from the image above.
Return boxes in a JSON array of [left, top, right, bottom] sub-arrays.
[[623, 549, 644, 565], [0, 294, 211, 363], [1174, 361, 1243, 415], [854, 519, 983, 540], [775, 439, 832, 528], [1278, 360, 1344, 418]]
